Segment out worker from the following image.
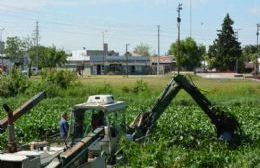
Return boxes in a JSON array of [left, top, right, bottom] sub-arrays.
[[59, 112, 69, 139]]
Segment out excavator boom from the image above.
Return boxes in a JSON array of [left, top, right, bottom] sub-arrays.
[[129, 75, 241, 141]]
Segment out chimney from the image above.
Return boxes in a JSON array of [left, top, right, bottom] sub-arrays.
[[103, 43, 108, 56]]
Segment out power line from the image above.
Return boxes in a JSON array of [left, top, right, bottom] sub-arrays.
[[190, 0, 192, 37]]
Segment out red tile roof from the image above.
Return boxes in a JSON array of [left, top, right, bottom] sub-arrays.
[[151, 56, 175, 63]]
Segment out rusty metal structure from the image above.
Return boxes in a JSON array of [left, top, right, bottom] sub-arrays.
[[0, 92, 46, 133], [0, 92, 46, 153]]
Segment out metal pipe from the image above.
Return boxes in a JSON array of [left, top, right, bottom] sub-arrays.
[[3, 104, 17, 153], [61, 127, 104, 166]]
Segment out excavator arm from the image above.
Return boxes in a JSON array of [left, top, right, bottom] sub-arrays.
[[128, 75, 241, 141], [128, 78, 181, 140]]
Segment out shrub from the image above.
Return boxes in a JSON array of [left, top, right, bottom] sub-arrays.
[[41, 69, 78, 89], [122, 86, 131, 93], [38, 69, 78, 97], [132, 80, 148, 93], [0, 68, 30, 97]]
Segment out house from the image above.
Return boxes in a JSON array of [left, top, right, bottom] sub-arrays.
[[66, 43, 150, 75], [86, 43, 119, 57], [66, 50, 90, 75], [90, 55, 150, 75], [244, 58, 260, 73], [245, 62, 254, 73], [150, 55, 176, 74]]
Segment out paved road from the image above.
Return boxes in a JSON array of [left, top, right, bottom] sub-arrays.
[[197, 73, 245, 79]]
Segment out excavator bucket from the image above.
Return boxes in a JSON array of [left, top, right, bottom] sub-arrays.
[[210, 109, 241, 140], [128, 112, 151, 141]]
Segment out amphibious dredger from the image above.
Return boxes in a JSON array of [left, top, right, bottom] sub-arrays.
[[0, 75, 241, 168]]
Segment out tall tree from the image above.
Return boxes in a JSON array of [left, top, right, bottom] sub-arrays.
[[133, 43, 151, 56], [208, 14, 242, 71], [169, 37, 205, 71], [5, 36, 26, 65]]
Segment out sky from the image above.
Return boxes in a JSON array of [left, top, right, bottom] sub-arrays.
[[0, 0, 259, 55]]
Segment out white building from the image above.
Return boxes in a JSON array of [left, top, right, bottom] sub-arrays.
[[66, 49, 151, 75], [66, 50, 90, 75]]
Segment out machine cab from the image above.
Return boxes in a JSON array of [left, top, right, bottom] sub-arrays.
[[69, 95, 127, 156]]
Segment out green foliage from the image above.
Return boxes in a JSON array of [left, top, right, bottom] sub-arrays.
[[132, 80, 148, 93], [42, 69, 77, 88], [242, 45, 258, 62], [26, 69, 78, 97], [121, 80, 149, 94], [5, 36, 27, 65], [133, 43, 151, 56], [0, 68, 30, 97], [169, 37, 205, 71], [37, 46, 68, 69], [242, 45, 258, 72], [0, 76, 259, 167], [208, 14, 242, 72]]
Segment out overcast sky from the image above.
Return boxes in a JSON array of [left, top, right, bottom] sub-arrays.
[[0, 0, 259, 54]]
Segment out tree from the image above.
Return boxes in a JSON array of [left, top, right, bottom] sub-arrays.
[[242, 45, 258, 61], [208, 14, 242, 72], [5, 36, 27, 65], [133, 43, 151, 56], [39, 46, 68, 69], [169, 37, 205, 71]]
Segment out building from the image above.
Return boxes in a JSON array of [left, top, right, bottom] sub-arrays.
[[66, 50, 90, 75], [90, 55, 150, 75], [66, 46, 150, 75], [0, 54, 14, 73], [150, 55, 176, 74], [86, 43, 119, 57]]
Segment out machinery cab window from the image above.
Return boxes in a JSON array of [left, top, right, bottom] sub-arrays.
[[69, 95, 127, 145]]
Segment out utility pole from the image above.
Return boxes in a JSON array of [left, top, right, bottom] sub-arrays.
[[0, 27, 4, 67], [0, 27, 4, 42], [157, 25, 160, 75], [190, 0, 192, 37], [125, 43, 130, 77], [35, 21, 39, 69], [234, 28, 241, 73], [256, 24, 260, 75], [177, 4, 182, 75], [102, 30, 107, 75]]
